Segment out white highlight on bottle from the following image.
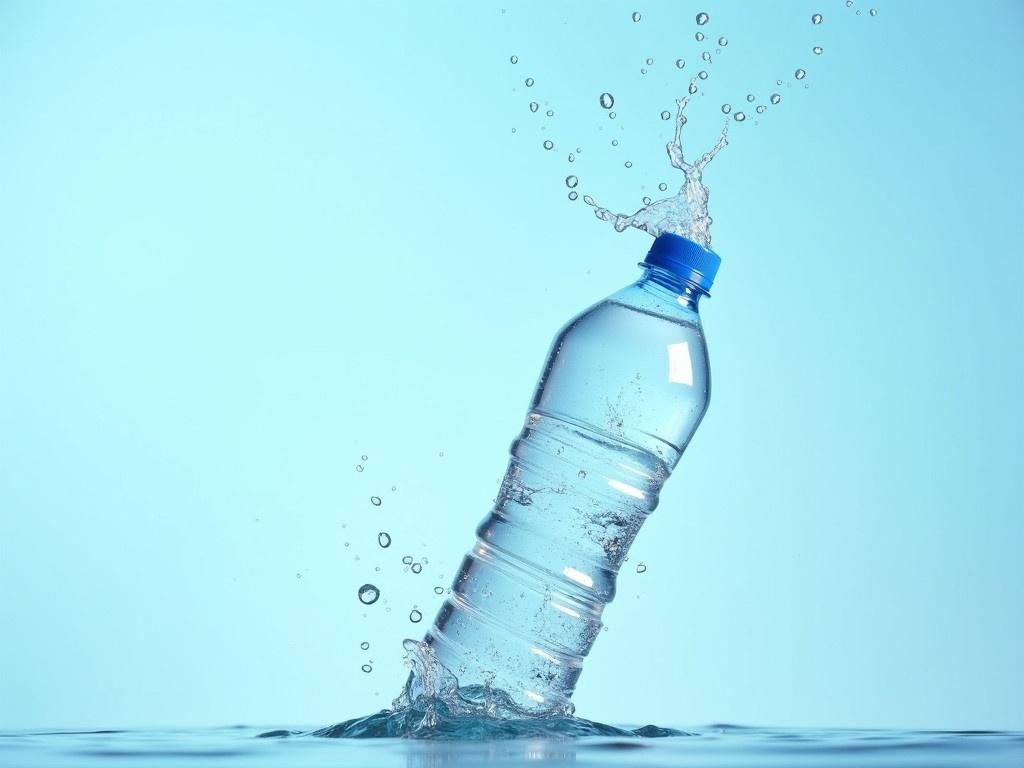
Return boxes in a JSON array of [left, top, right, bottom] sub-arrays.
[[667, 341, 694, 386], [606, 478, 646, 500], [562, 566, 595, 588]]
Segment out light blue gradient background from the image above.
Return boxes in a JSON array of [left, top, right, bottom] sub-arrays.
[[1, 0, 1021, 732]]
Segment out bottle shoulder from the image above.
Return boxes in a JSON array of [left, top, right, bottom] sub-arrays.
[[601, 281, 703, 328]]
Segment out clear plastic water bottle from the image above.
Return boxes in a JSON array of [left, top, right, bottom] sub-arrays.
[[424, 233, 721, 713]]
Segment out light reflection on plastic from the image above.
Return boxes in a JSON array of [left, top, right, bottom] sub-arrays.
[[607, 478, 646, 500], [562, 566, 594, 588]]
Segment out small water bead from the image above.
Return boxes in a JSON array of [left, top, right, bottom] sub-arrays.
[[624, 161, 632, 168], [611, 139, 618, 146], [361, 664, 372, 673], [409, 609, 423, 623], [695, 32, 704, 41], [771, 93, 781, 104], [702, 51, 711, 63], [402, 555, 413, 565], [698, 70, 708, 80], [543, 140, 553, 150], [510, 55, 518, 64], [813, 46, 823, 55], [608, 111, 616, 119], [870, 8, 877, 16], [356, 464, 363, 472], [659, 182, 668, 191], [688, 82, 698, 94], [646, 57, 654, 65], [795, 68, 806, 80], [846, 0, 853, 6], [568, 153, 575, 162], [599, 92, 614, 109], [361, 454, 368, 461], [734, 112, 746, 122], [295, 572, 303, 579], [636, 563, 647, 574], [434, 586, 445, 595], [357, 584, 380, 605], [546, 109, 554, 117], [747, 94, 755, 103], [525, 77, 534, 87], [583, 195, 596, 205], [696, 12, 709, 25], [378, 532, 391, 548], [632, 11, 641, 22], [529, 101, 538, 112], [566, 175, 578, 188], [360, 641, 370, 650], [660, 110, 671, 120], [642, 196, 652, 206], [675, 58, 685, 68], [718, 37, 728, 46], [777, 78, 783, 85], [722, 103, 731, 114], [812, 13, 823, 24], [370, 495, 382, 506], [756, 105, 767, 114], [640, 68, 647, 75], [577, 469, 587, 479], [411, 562, 423, 574]]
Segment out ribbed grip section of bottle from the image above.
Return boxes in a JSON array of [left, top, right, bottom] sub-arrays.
[[424, 410, 670, 713]]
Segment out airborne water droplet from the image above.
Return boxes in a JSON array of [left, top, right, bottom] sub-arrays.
[[510, 55, 518, 64], [659, 182, 668, 191], [722, 103, 731, 114], [846, 0, 853, 7], [812, 13, 823, 24], [660, 110, 671, 120], [636, 563, 647, 573], [529, 101, 538, 112], [361, 664, 372, 673], [646, 57, 654, 65], [378, 532, 391, 548], [355, 464, 363, 472], [695, 32, 704, 41], [688, 82, 698, 94], [675, 58, 685, 68], [813, 46, 823, 55], [795, 68, 806, 80], [702, 51, 711, 63], [411, 562, 423, 574], [734, 112, 746, 122], [718, 37, 728, 46], [360, 641, 370, 650], [608, 111, 616, 119], [402, 555, 413, 565], [771, 93, 781, 104], [568, 191, 578, 200], [599, 92, 614, 109], [631, 11, 641, 22], [370, 495, 382, 506], [642, 196, 652, 205], [566, 175, 578, 188], [696, 12, 709, 25], [870, 8, 877, 16], [624, 161, 632, 168], [434, 586, 445, 595], [756, 105, 767, 114], [357, 584, 380, 605], [747, 94, 755, 102], [546, 109, 554, 116], [525, 77, 535, 87], [409, 609, 423, 623], [698, 70, 708, 80], [543, 140, 554, 150]]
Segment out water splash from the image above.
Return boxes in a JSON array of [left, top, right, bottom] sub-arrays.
[[583, 80, 729, 248], [310, 640, 687, 739]]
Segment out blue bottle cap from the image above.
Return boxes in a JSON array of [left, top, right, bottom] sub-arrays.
[[642, 233, 721, 293]]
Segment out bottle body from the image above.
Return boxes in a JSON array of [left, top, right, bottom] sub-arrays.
[[424, 266, 712, 713]]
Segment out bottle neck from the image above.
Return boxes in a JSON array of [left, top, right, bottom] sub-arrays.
[[638, 265, 706, 311]]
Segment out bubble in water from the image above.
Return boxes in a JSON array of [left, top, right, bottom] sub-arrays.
[[434, 586, 445, 595], [378, 531, 391, 548], [611, 139, 619, 146], [660, 110, 671, 120], [659, 182, 668, 191], [695, 32, 704, 41], [756, 105, 767, 114], [370, 495, 382, 506], [599, 92, 614, 109], [813, 46, 823, 55], [361, 664, 372, 673], [360, 641, 370, 650], [402, 555, 413, 565], [646, 57, 654, 65], [734, 112, 746, 122], [812, 13, 823, 24], [702, 51, 711, 63], [543, 140, 554, 150], [795, 68, 806, 80], [411, 562, 423, 574], [624, 161, 632, 168], [870, 8, 877, 16], [675, 58, 685, 68], [698, 70, 708, 80], [636, 563, 647, 573], [409, 609, 423, 623], [696, 12, 709, 25], [566, 175, 578, 188], [357, 584, 380, 605], [721, 103, 731, 114], [642, 196, 652, 205], [510, 55, 518, 64], [771, 93, 781, 104], [525, 77, 534, 87], [529, 101, 538, 112], [632, 11, 641, 22], [568, 191, 578, 200], [718, 37, 728, 46]]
